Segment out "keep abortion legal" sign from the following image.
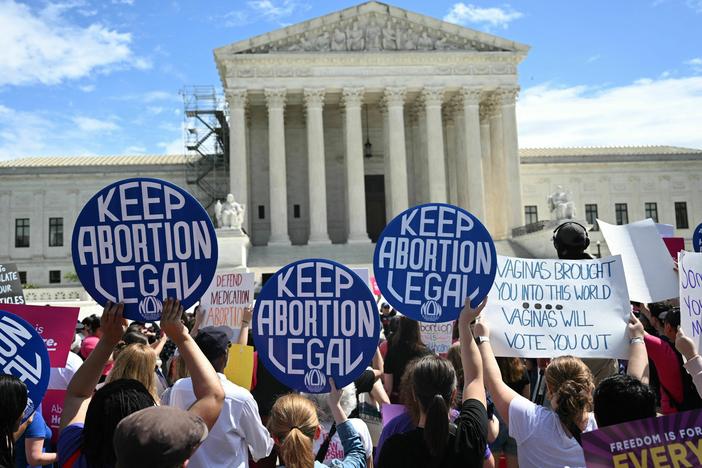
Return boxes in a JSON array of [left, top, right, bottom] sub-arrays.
[[253, 259, 380, 393], [72, 178, 218, 321], [373, 203, 496, 323]]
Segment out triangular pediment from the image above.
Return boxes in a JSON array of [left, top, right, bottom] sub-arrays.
[[214, 1, 529, 56]]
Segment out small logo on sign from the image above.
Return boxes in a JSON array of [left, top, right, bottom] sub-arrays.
[[304, 369, 327, 393], [139, 296, 162, 320], [421, 301, 442, 322]]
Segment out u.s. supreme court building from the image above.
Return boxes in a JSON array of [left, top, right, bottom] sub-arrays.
[[2, 1, 701, 294]]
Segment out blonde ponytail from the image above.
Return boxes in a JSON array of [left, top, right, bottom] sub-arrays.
[[268, 394, 319, 468]]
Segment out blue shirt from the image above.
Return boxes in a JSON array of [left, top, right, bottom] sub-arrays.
[[15, 411, 52, 468]]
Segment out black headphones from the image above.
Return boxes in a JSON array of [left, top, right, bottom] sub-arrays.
[[552, 221, 590, 251]]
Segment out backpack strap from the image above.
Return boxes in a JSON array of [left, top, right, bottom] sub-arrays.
[[315, 423, 337, 462], [63, 449, 82, 468]]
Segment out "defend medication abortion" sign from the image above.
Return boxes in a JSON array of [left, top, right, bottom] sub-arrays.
[[72, 178, 218, 321], [253, 259, 380, 393], [0, 310, 50, 422], [373, 203, 496, 322]]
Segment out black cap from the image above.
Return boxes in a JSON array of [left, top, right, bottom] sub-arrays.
[[195, 327, 230, 362], [659, 308, 680, 328]]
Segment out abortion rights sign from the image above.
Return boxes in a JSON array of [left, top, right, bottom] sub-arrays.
[[0, 310, 50, 422], [253, 259, 380, 393], [694, 223, 702, 253], [373, 203, 496, 323], [486, 255, 630, 359], [420, 322, 453, 355], [72, 178, 218, 321], [200, 271, 254, 334], [582, 410, 702, 467], [679, 251, 702, 349], [0, 263, 24, 304]]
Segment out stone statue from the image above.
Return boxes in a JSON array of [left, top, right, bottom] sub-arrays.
[[365, 17, 382, 51], [215, 194, 246, 231], [417, 30, 434, 51], [331, 27, 347, 51], [402, 25, 416, 50], [315, 30, 331, 52], [548, 185, 575, 220], [382, 20, 397, 50], [347, 21, 365, 51]]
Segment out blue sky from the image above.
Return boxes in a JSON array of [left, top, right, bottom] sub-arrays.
[[0, 0, 701, 159]]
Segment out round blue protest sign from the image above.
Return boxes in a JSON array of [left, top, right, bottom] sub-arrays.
[[373, 203, 496, 323], [253, 259, 380, 393], [0, 310, 50, 422], [72, 177, 218, 321], [694, 223, 702, 253]]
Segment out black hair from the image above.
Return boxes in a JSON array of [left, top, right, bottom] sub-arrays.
[[593, 374, 656, 427], [411, 355, 457, 456], [122, 331, 149, 346], [391, 316, 428, 354], [0, 375, 27, 467], [83, 314, 101, 334], [83, 379, 155, 467], [663, 308, 681, 329]]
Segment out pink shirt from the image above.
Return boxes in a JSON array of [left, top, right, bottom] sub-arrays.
[[644, 333, 683, 414], [79, 336, 113, 376]]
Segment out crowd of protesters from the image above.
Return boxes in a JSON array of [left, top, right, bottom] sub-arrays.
[[1, 221, 701, 468]]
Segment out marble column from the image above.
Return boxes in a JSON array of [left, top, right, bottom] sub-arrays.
[[383, 87, 409, 217], [422, 87, 447, 202], [0, 192, 9, 257], [487, 95, 508, 239], [303, 88, 331, 244], [341, 87, 370, 243], [227, 89, 249, 233], [498, 87, 523, 230], [457, 87, 486, 221], [444, 103, 458, 206], [264, 88, 291, 246], [479, 105, 494, 231]]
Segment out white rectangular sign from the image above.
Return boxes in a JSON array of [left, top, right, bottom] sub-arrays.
[[599, 218, 678, 303], [200, 271, 254, 334], [420, 322, 453, 355], [680, 251, 702, 349], [486, 255, 630, 359]]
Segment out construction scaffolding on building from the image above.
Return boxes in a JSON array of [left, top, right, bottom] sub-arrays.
[[180, 85, 230, 212]]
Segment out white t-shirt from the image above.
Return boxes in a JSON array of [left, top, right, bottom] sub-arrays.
[[48, 351, 83, 390], [313, 418, 372, 466], [509, 395, 597, 468], [168, 373, 274, 468]]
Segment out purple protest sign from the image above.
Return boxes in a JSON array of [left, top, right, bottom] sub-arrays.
[[582, 410, 702, 467]]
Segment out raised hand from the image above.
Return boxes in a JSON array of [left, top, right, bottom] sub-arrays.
[[676, 328, 698, 360], [459, 296, 488, 331], [627, 311, 645, 340], [160, 298, 187, 344], [101, 302, 126, 346]]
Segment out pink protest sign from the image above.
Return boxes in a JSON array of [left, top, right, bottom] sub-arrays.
[[41, 389, 66, 445], [0, 303, 79, 367], [370, 276, 381, 296], [663, 237, 685, 263]]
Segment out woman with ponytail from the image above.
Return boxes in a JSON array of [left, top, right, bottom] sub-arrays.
[[267, 379, 366, 468], [377, 297, 489, 468], [0, 375, 28, 468], [473, 315, 596, 468]]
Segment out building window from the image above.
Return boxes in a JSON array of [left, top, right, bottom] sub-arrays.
[[675, 202, 689, 229], [585, 204, 599, 231], [644, 203, 659, 223], [258, 205, 265, 219], [524, 205, 538, 225], [615, 203, 629, 225], [49, 217, 64, 247], [49, 270, 61, 284], [18, 271, 27, 285], [15, 218, 30, 248]]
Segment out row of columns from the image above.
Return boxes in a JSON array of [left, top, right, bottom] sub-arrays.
[[227, 85, 521, 245]]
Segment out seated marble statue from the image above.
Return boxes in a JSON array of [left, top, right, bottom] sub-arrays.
[[215, 194, 245, 230]]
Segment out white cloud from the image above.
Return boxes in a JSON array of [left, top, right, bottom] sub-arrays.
[[586, 54, 601, 64], [124, 145, 146, 154], [517, 76, 702, 148], [221, 0, 309, 27], [112, 0, 135, 4], [73, 116, 119, 132], [687, 0, 702, 12], [687, 58, 702, 73], [158, 136, 184, 154], [0, 0, 148, 87], [444, 3, 522, 29], [79, 84, 96, 92]]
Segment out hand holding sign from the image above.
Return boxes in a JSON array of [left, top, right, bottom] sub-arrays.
[[676, 329, 698, 360], [160, 299, 187, 344]]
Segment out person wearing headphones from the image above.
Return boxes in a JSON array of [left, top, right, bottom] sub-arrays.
[[552, 221, 619, 386]]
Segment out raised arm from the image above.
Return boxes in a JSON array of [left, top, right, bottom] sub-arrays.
[[676, 329, 702, 398], [458, 296, 487, 406], [626, 312, 649, 384], [473, 314, 519, 427], [160, 298, 225, 430], [60, 302, 125, 431], [327, 379, 366, 468], [237, 306, 253, 346]]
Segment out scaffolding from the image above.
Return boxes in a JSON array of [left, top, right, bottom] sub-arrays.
[[180, 85, 229, 212]]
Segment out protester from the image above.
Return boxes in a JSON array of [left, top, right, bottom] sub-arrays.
[[79, 315, 101, 360], [267, 379, 366, 468], [593, 375, 656, 428], [302, 384, 373, 467], [105, 343, 159, 402], [490, 358, 530, 468], [377, 297, 489, 467], [383, 316, 432, 402], [0, 375, 28, 468], [168, 326, 273, 468], [676, 329, 702, 398], [58, 299, 225, 467], [14, 411, 56, 467], [474, 316, 596, 467], [379, 304, 398, 341]]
